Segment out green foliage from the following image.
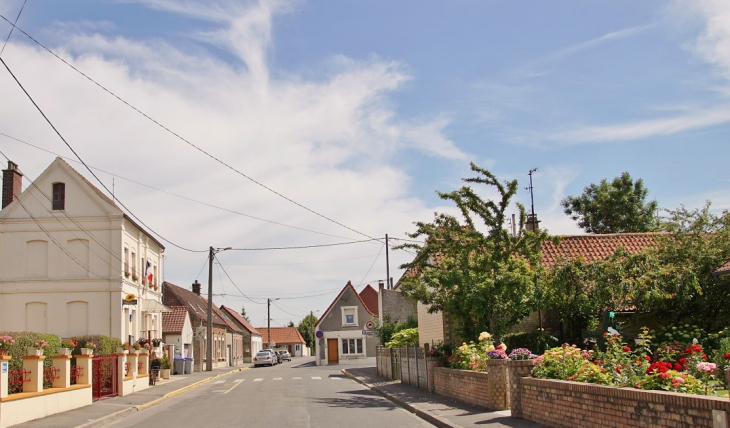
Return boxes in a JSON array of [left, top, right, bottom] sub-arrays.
[[377, 314, 417, 346], [297, 313, 319, 352], [240, 305, 251, 323], [502, 331, 558, 355], [385, 328, 419, 348], [70, 334, 122, 356], [160, 356, 172, 370], [561, 172, 658, 234], [0, 331, 62, 371], [398, 163, 555, 340], [532, 344, 595, 381]]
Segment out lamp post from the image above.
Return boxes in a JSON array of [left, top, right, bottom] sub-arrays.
[[207, 246, 231, 372]]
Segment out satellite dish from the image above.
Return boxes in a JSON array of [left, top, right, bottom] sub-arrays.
[[124, 294, 136, 302]]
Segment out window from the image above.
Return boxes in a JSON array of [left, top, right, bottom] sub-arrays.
[[123, 245, 129, 273], [341, 306, 358, 326], [341, 338, 363, 355], [52, 183, 65, 210]]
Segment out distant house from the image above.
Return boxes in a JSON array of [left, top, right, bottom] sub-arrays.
[[0, 158, 168, 343], [257, 327, 307, 357], [163, 280, 234, 371], [314, 281, 379, 366], [162, 306, 193, 360], [414, 233, 660, 347], [220, 305, 263, 362], [713, 258, 730, 281]]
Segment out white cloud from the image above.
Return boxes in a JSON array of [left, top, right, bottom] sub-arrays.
[[548, 25, 654, 61], [0, 0, 465, 325]]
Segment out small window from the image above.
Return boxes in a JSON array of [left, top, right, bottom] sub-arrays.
[[52, 183, 65, 210], [341, 338, 363, 355], [341, 306, 358, 326]]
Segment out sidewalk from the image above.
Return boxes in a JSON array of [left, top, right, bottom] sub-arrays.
[[15, 365, 252, 428], [342, 367, 543, 428]]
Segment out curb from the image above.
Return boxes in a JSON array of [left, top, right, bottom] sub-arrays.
[[341, 369, 458, 428], [75, 367, 249, 428]]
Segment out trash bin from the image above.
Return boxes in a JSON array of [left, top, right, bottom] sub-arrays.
[[174, 358, 185, 375], [184, 357, 193, 374]]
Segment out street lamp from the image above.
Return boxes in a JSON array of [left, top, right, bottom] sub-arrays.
[[207, 246, 232, 372]]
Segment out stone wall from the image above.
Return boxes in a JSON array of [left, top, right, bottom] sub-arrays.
[[380, 289, 417, 323], [514, 377, 730, 428], [433, 360, 510, 410]]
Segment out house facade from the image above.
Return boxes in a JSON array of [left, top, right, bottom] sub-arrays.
[[314, 282, 379, 366], [257, 327, 307, 357], [162, 280, 232, 371], [0, 159, 167, 343], [162, 305, 193, 360], [220, 305, 263, 362]]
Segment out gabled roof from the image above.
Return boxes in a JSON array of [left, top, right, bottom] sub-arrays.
[[162, 306, 189, 334], [540, 233, 659, 268], [255, 327, 306, 345], [316, 281, 378, 330], [359, 284, 379, 316], [162, 281, 229, 328], [220, 305, 262, 336], [714, 258, 730, 278]]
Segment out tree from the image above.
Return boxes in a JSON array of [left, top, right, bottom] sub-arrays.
[[561, 172, 658, 234], [240, 305, 251, 323], [398, 163, 554, 340], [287, 320, 295, 328], [297, 313, 319, 353]]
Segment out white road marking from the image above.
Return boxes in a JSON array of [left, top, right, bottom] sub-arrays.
[[254, 378, 263, 382], [311, 376, 321, 380], [330, 377, 342, 380], [214, 380, 226, 384], [234, 379, 245, 383], [293, 377, 302, 380], [273, 377, 282, 380]]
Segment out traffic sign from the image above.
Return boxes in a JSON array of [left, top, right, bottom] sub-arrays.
[[365, 320, 375, 330], [315, 331, 324, 339]]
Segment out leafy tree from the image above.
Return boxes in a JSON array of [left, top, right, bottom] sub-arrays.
[[240, 305, 251, 323], [561, 172, 658, 234], [398, 163, 554, 340], [287, 320, 295, 328], [297, 313, 319, 353], [377, 314, 417, 346]]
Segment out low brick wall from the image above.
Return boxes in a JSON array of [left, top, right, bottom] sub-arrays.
[[433, 360, 509, 410], [515, 377, 730, 428]]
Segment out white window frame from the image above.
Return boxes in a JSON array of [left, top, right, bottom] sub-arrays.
[[341, 338, 363, 355], [341, 306, 358, 327]]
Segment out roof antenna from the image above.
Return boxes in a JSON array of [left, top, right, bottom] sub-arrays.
[[525, 168, 538, 231]]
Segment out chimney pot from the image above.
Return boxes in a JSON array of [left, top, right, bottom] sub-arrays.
[[192, 280, 201, 295], [2, 161, 22, 209]]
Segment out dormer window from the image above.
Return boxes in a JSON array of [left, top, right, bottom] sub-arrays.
[[52, 183, 65, 210], [341, 306, 358, 327]]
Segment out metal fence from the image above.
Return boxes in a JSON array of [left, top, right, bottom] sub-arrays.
[[92, 355, 118, 401]]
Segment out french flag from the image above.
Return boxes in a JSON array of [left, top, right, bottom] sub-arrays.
[[145, 260, 153, 283]]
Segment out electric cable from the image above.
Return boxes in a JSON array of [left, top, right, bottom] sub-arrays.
[[357, 244, 384, 287], [214, 256, 265, 305], [0, 0, 27, 57], [230, 238, 379, 251]]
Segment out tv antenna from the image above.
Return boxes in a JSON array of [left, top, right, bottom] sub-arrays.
[[526, 168, 537, 220]]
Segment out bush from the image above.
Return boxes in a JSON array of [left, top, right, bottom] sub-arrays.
[[502, 331, 558, 354], [385, 328, 419, 348], [70, 334, 122, 356], [160, 356, 172, 370], [378, 315, 417, 346], [0, 331, 62, 371]]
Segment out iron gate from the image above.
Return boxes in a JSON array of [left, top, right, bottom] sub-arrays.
[[92, 355, 118, 401]]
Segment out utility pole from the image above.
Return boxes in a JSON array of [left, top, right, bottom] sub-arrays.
[[385, 234, 390, 289], [267, 298, 271, 349], [206, 246, 214, 372], [526, 168, 538, 231], [310, 310, 314, 357]]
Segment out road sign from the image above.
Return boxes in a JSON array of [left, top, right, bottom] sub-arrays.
[[315, 331, 324, 339], [362, 330, 378, 336], [365, 320, 375, 330]]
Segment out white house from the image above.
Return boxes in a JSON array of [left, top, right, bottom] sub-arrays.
[[0, 158, 169, 343]]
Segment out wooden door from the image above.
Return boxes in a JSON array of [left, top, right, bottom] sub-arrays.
[[327, 339, 339, 364]]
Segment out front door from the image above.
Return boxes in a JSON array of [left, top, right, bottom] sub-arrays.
[[327, 339, 339, 364]]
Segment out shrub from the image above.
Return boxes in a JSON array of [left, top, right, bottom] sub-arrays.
[[70, 335, 122, 356], [502, 331, 558, 354], [533, 344, 593, 380], [0, 331, 62, 372], [386, 328, 419, 348]]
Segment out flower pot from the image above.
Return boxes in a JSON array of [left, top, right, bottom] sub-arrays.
[[161, 368, 170, 379], [58, 348, 71, 356], [81, 348, 94, 355], [116, 348, 129, 354], [27, 347, 43, 356]]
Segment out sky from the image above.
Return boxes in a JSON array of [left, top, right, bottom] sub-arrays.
[[0, 0, 728, 328]]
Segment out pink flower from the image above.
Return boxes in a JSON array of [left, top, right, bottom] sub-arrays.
[[674, 377, 685, 384], [582, 352, 590, 359], [696, 362, 717, 373]]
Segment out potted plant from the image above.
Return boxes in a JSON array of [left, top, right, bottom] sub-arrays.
[[132, 273, 139, 282], [28, 339, 48, 356], [117, 343, 131, 354], [132, 342, 142, 353], [59, 339, 77, 355], [124, 270, 131, 279], [81, 342, 96, 355], [152, 338, 162, 348], [160, 356, 172, 379], [0, 336, 14, 356]]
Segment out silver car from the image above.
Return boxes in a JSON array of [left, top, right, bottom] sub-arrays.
[[254, 351, 276, 367], [278, 350, 291, 362]]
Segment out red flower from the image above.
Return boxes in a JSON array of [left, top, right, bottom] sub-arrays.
[[613, 334, 619, 338], [645, 356, 651, 361], [622, 346, 631, 352], [615, 367, 621, 374], [659, 372, 671, 380], [674, 363, 682, 371], [701, 353, 707, 360], [593, 359, 599, 365], [724, 353, 730, 360], [679, 358, 687, 365]]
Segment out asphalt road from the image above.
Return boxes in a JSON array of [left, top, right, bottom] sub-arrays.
[[108, 357, 433, 428]]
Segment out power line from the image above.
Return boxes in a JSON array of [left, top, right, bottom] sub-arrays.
[[0, 131, 375, 242], [0, 0, 27, 57], [357, 244, 384, 287], [214, 256, 265, 305], [0, 56, 206, 253], [229, 238, 379, 251], [0, 16, 383, 243]]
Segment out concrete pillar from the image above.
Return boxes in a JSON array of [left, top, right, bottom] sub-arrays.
[[117, 352, 128, 396], [21, 355, 44, 393], [75, 355, 93, 385], [138, 352, 149, 375], [51, 355, 71, 388], [127, 352, 138, 378], [0, 355, 11, 399]]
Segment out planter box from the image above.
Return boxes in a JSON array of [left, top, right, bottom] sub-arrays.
[[514, 377, 730, 428], [80, 348, 94, 355], [58, 348, 71, 356], [27, 347, 44, 356]]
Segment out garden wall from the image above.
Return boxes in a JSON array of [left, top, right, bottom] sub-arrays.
[[433, 360, 511, 410], [514, 377, 730, 428]]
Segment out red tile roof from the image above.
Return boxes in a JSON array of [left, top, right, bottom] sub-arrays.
[[359, 284, 379, 316], [540, 233, 659, 268], [162, 306, 189, 334], [162, 281, 229, 328], [714, 258, 730, 275], [255, 327, 306, 345], [220, 305, 262, 336]]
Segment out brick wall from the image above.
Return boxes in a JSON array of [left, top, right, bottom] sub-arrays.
[[515, 377, 730, 428], [433, 360, 510, 410]]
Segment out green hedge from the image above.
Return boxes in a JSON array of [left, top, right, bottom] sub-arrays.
[[502, 331, 559, 355], [0, 331, 62, 370], [69, 334, 122, 356]]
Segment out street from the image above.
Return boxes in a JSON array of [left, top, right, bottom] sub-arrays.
[[109, 357, 433, 428]]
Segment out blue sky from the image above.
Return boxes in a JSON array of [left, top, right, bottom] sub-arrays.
[[0, 0, 728, 326]]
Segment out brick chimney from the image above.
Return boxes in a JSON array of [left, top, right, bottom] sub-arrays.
[[192, 280, 201, 295], [2, 161, 22, 209]]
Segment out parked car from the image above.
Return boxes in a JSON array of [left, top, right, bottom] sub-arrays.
[[278, 350, 291, 362], [254, 351, 276, 367], [262, 349, 280, 364]]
